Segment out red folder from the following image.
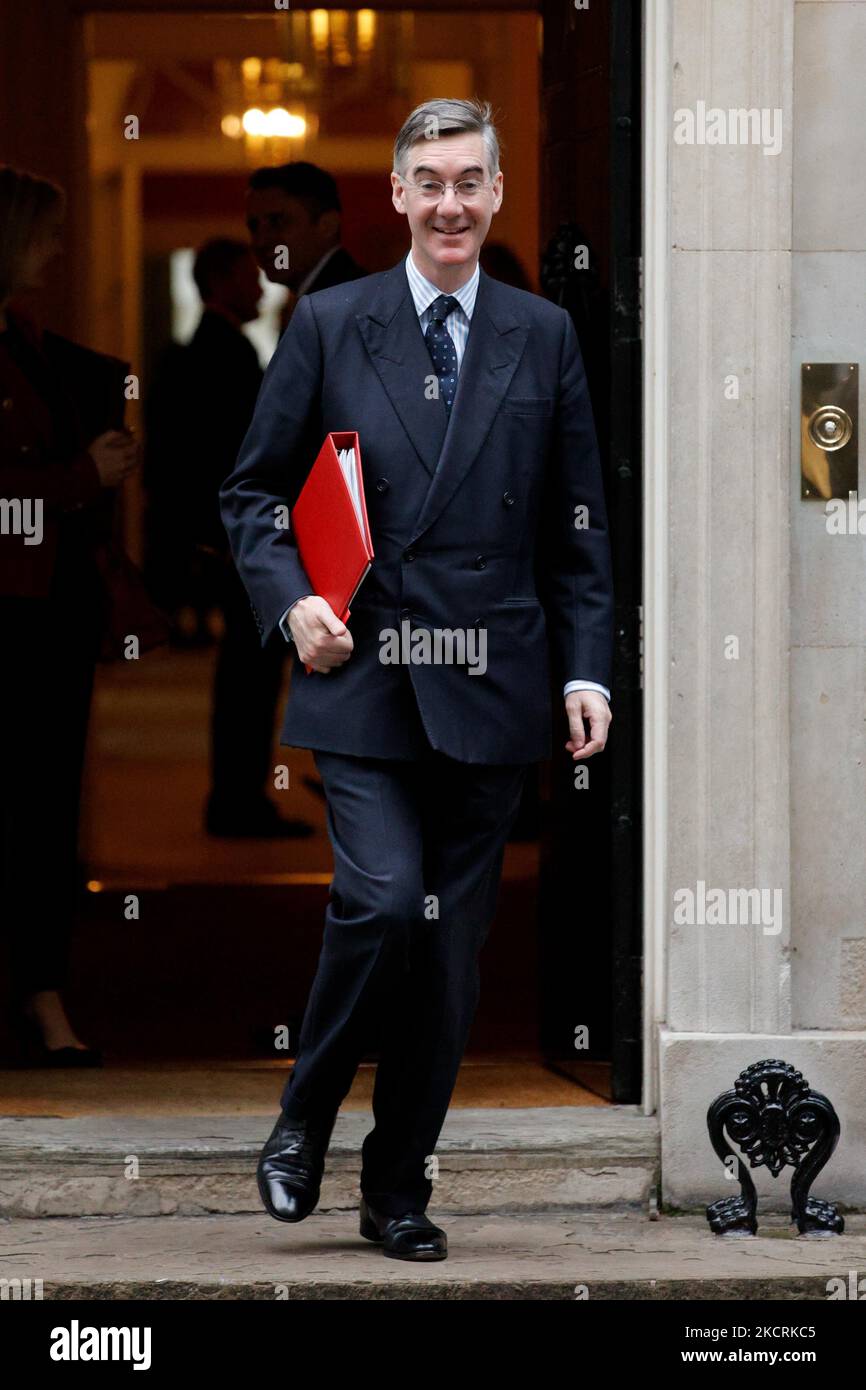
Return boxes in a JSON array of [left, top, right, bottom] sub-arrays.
[[290, 431, 374, 673]]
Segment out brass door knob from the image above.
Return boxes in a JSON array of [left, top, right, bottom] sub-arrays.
[[807, 404, 853, 452]]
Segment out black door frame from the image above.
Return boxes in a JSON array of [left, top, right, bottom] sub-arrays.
[[537, 0, 643, 1104], [607, 0, 643, 1102]]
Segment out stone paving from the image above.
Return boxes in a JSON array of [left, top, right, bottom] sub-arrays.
[[3, 1210, 865, 1300]]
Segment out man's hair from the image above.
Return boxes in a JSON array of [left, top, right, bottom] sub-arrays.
[[247, 162, 341, 219], [393, 99, 501, 181], [193, 238, 253, 300]]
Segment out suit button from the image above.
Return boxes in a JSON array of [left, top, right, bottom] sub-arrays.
[[474, 554, 487, 570], [403, 548, 416, 562], [375, 477, 390, 493], [502, 490, 515, 507], [20, 444, 31, 454], [2, 398, 13, 411]]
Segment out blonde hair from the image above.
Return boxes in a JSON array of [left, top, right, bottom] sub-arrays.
[[0, 166, 64, 300]]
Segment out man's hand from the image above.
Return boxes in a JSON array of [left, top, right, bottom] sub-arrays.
[[565, 690, 611, 760], [88, 429, 140, 488], [288, 596, 353, 674]]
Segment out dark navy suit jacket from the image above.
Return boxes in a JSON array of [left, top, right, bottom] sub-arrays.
[[219, 258, 614, 763]]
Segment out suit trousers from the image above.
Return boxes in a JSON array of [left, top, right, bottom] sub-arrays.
[[279, 739, 528, 1215], [210, 562, 285, 810]]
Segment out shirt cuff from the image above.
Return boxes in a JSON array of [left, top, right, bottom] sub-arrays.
[[564, 680, 611, 702], [279, 596, 312, 643]]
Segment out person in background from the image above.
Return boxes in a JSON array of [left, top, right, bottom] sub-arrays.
[[245, 164, 366, 806], [146, 238, 313, 839], [0, 166, 140, 1065], [196, 240, 316, 839], [479, 240, 533, 291], [245, 162, 365, 325]]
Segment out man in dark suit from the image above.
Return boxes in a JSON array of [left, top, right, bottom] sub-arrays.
[[220, 98, 614, 1260], [245, 161, 365, 314], [189, 240, 317, 838], [146, 239, 312, 838], [243, 163, 366, 808]]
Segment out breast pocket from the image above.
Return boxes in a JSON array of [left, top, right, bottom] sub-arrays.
[[501, 397, 555, 417]]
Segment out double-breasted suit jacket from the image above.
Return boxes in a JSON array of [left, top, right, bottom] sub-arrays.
[[220, 259, 614, 764]]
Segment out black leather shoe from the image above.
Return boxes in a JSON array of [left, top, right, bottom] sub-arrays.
[[359, 1196, 448, 1261], [256, 1109, 337, 1222]]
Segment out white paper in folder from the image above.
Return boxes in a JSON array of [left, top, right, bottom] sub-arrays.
[[336, 447, 365, 532]]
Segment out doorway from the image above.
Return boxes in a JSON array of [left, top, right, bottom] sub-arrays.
[[0, 1, 643, 1118]]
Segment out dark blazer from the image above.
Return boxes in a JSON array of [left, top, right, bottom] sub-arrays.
[[0, 311, 120, 598], [189, 309, 262, 554], [220, 258, 614, 764], [305, 246, 366, 294], [145, 310, 264, 557]]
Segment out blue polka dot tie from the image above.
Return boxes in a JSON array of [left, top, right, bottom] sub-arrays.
[[424, 294, 460, 417]]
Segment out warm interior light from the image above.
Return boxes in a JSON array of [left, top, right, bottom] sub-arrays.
[[221, 114, 242, 138], [311, 9, 330, 51], [357, 10, 376, 51], [242, 107, 267, 136], [267, 108, 306, 138], [241, 107, 306, 139]]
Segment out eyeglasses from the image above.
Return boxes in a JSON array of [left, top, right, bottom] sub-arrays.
[[400, 178, 491, 202]]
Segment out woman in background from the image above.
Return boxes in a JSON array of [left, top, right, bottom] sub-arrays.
[[0, 166, 139, 1065]]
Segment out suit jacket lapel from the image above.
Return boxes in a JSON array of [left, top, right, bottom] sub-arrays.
[[356, 263, 447, 478], [355, 262, 530, 525], [409, 268, 529, 542]]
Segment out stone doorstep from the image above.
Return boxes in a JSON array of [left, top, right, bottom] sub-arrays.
[[0, 1161, 655, 1219], [4, 1211, 866, 1301], [0, 1106, 658, 1218]]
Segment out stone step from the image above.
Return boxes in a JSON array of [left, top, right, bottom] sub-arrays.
[[0, 1107, 658, 1219], [4, 1210, 866, 1300]]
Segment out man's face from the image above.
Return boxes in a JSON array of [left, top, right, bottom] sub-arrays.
[[390, 132, 503, 283], [19, 212, 64, 291], [219, 250, 263, 325], [245, 187, 338, 289]]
